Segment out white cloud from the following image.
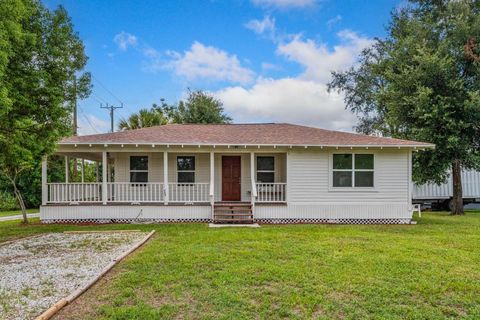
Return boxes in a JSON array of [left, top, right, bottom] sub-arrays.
[[215, 30, 372, 131], [261, 62, 281, 71], [251, 0, 317, 9], [327, 15, 342, 29], [164, 42, 255, 84], [277, 30, 373, 82], [245, 16, 276, 38], [216, 78, 354, 131], [78, 114, 110, 135], [113, 31, 137, 51]]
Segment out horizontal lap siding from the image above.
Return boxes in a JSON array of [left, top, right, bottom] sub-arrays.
[[275, 149, 412, 220], [114, 153, 164, 183], [41, 205, 210, 220], [287, 150, 409, 203]]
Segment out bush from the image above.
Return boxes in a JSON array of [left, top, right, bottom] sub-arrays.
[[0, 191, 18, 211]]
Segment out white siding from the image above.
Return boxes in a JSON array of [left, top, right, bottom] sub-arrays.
[[41, 205, 210, 221], [113, 152, 164, 183]]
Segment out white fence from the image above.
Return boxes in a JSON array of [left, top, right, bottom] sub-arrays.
[[168, 183, 210, 203], [256, 183, 286, 202]]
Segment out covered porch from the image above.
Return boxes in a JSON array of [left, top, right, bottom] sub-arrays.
[[41, 148, 287, 207]]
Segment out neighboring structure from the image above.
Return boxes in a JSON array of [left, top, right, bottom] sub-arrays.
[[413, 170, 480, 210], [40, 123, 434, 224]]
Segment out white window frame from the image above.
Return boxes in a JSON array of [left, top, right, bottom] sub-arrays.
[[329, 152, 376, 191], [176, 155, 196, 183], [256, 156, 275, 183], [129, 155, 149, 183]]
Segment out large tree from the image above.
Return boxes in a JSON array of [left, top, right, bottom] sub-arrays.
[[119, 91, 232, 131], [328, 0, 480, 215], [167, 90, 232, 124], [0, 0, 90, 223]]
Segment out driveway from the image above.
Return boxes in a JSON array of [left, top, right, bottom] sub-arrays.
[[0, 213, 39, 222]]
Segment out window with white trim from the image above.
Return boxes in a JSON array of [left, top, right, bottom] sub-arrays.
[[130, 156, 148, 183], [332, 154, 374, 188], [177, 156, 195, 183], [257, 156, 275, 183]]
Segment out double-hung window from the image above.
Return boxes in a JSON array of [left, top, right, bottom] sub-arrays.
[[256, 156, 275, 183], [177, 156, 195, 183], [130, 156, 148, 183], [332, 154, 374, 188]]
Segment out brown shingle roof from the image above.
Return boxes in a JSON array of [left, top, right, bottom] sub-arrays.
[[60, 123, 434, 147]]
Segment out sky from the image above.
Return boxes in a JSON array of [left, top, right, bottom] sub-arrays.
[[43, 0, 403, 135]]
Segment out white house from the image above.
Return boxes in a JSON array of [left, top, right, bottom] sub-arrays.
[[40, 123, 434, 224]]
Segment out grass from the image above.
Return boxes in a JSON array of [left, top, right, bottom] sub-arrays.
[[2, 212, 480, 319], [0, 208, 38, 218]]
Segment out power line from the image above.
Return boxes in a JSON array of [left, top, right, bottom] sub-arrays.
[[91, 74, 124, 105], [78, 107, 100, 134]]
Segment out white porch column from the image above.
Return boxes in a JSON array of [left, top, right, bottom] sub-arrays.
[[163, 151, 169, 205], [210, 151, 215, 199], [250, 152, 257, 205], [102, 151, 107, 205], [64, 156, 69, 183], [41, 157, 48, 205], [81, 158, 85, 183]]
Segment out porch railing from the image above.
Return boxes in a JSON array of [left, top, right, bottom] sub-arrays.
[[168, 183, 210, 203], [47, 183, 102, 203], [256, 183, 286, 202], [46, 182, 211, 203], [107, 182, 164, 203]]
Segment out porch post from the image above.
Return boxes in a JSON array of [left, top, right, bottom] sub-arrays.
[[102, 151, 107, 204], [81, 158, 85, 183], [210, 151, 215, 213], [250, 152, 257, 205], [64, 156, 69, 183], [163, 151, 169, 205], [41, 156, 48, 205]]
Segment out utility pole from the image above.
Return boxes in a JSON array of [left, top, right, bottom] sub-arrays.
[[72, 76, 78, 180], [101, 103, 123, 133]]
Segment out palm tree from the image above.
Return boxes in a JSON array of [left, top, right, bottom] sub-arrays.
[[118, 108, 167, 130]]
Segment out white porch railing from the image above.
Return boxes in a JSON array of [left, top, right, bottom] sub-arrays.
[[168, 183, 210, 203], [107, 182, 164, 203], [47, 183, 102, 203], [256, 183, 286, 202]]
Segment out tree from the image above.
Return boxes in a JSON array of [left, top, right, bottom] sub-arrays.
[[0, 0, 90, 223], [118, 107, 168, 130], [328, 0, 480, 215], [167, 90, 232, 124]]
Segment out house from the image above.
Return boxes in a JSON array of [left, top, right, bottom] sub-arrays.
[[40, 123, 434, 224]]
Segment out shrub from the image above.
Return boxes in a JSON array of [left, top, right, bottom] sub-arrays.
[[0, 191, 18, 211]]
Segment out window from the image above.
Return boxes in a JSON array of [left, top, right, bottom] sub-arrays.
[[130, 156, 148, 183], [332, 154, 374, 188], [257, 156, 275, 183], [177, 156, 195, 183]]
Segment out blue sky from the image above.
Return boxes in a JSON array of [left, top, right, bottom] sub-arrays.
[[44, 0, 402, 135]]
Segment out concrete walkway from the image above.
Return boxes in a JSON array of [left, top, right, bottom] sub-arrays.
[[0, 213, 39, 222]]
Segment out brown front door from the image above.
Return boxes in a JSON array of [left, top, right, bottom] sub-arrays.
[[222, 156, 241, 201]]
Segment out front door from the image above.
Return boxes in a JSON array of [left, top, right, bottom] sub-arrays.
[[222, 156, 241, 201]]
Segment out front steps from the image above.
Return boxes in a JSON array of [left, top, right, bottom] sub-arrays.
[[213, 202, 253, 224]]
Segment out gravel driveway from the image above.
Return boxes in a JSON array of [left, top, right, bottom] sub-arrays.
[[0, 231, 148, 320]]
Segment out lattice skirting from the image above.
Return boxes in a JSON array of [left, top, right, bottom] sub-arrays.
[[42, 217, 412, 225], [255, 218, 412, 225]]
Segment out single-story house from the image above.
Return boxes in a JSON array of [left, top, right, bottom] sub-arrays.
[[40, 123, 434, 224]]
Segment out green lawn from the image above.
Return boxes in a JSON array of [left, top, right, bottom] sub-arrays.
[[0, 208, 38, 218], [2, 212, 480, 319]]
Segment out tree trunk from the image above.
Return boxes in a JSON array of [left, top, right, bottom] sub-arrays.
[[12, 183, 29, 224], [451, 159, 464, 215]]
